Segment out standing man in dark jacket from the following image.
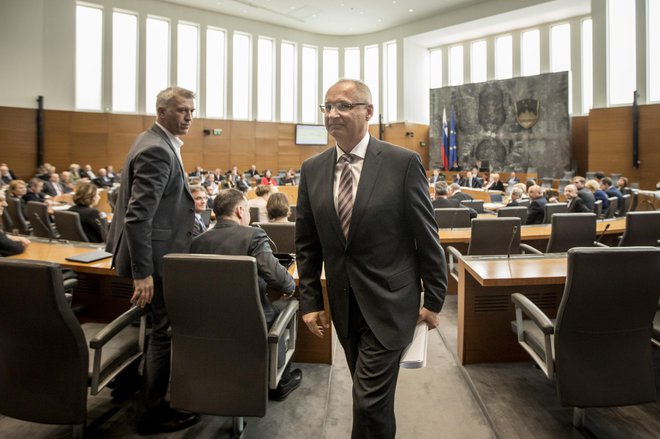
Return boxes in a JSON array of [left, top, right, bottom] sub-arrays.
[[106, 86, 198, 435]]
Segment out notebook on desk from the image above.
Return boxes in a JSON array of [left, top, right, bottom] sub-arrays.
[[400, 321, 429, 369], [65, 250, 113, 264]]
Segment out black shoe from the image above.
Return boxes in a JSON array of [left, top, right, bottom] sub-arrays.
[[269, 368, 302, 401], [136, 408, 200, 436]]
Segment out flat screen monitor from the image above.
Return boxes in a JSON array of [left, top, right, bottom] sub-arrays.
[[295, 124, 328, 145]]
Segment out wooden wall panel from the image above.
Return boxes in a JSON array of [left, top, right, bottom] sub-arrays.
[[570, 115, 588, 175], [588, 104, 660, 189], [0, 107, 37, 179]]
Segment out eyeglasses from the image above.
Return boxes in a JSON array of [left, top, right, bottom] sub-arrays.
[[194, 196, 208, 201], [319, 102, 369, 113]]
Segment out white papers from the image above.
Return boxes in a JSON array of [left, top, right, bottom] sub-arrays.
[[400, 321, 428, 369]]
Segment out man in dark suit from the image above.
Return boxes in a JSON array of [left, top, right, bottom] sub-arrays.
[[105, 86, 198, 435], [564, 184, 592, 213], [190, 188, 302, 400], [526, 185, 548, 224], [433, 181, 477, 219], [448, 182, 474, 201], [23, 178, 47, 203], [600, 177, 624, 212], [42, 173, 66, 197], [190, 185, 208, 238], [296, 79, 447, 439], [506, 186, 524, 206], [92, 168, 114, 188], [572, 176, 595, 210]]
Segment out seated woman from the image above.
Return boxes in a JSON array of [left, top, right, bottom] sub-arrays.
[[267, 193, 291, 223], [260, 169, 279, 186], [7, 179, 28, 218], [616, 176, 629, 193], [281, 169, 297, 186], [67, 182, 106, 243], [0, 190, 30, 256]]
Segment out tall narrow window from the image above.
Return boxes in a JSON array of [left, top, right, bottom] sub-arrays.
[[112, 11, 138, 112], [471, 40, 487, 83], [449, 45, 463, 86], [550, 23, 571, 72], [257, 37, 274, 121], [495, 35, 513, 80], [429, 49, 442, 88], [146, 17, 169, 114], [607, 0, 635, 104], [232, 32, 251, 120], [301, 46, 318, 124], [521, 29, 540, 76], [322, 48, 339, 96], [384, 41, 397, 122], [344, 47, 360, 79], [648, 0, 659, 102], [75, 5, 103, 110], [581, 19, 593, 114], [206, 28, 226, 118], [280, 41, 296, 122], [364, 45, 379, 119], [177, 23, 199, 93]]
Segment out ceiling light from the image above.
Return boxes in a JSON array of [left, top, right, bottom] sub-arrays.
[[409, 8, 414, 12]]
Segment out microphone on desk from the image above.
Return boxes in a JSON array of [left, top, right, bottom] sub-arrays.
[[33, 212, 54, 243], [595, 223, 611, 245], [507, 225, 519, 259]]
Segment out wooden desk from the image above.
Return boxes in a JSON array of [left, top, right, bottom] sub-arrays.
[[457, 254, 567, 365], [8, 238, 332, 364], [246, 185, 299, 205]]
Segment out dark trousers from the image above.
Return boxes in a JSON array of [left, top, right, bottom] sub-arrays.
[[339, 291, 403, 439], [140, 280, 171, 418]]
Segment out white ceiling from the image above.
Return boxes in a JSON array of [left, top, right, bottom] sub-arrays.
[[159, 0, 486, 35]]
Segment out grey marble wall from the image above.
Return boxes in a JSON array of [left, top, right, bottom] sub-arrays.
[[429, 72, 570, 178]]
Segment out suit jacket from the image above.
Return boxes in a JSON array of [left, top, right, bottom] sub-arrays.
[[0, 230, 24, 256], [22, 191, 46, 204], [93, 176, 114, 188], [526, 196, 548, 225], [296, 137, 447, 351], [42, 181, 66, 197], [106, 124, 194, 281], [68, 204, 105, 243], [567, 197, 592, 213], [190, 219, 295, 325], [450, 191, 473, 201], [432, 197, 461, 209], [577, 188, 595, 210]]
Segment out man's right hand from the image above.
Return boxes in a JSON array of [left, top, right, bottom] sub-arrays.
[[131, 276, 154, 308], [303, 311, 329, 338]]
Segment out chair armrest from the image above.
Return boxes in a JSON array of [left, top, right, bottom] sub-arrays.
[[268, 299, 299, 343], [446, 246, 463, 272], [90, 306, 145, 349], [594, 242, 609, 247], [520, 243, 543, 255], [511, 293, 554, 335]]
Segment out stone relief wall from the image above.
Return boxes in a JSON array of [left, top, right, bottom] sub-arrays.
[[429, 72, 570, 178]]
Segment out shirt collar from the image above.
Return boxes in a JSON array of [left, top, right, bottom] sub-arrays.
[[155, 121, 184, 149], [335, 132, 370, 162]]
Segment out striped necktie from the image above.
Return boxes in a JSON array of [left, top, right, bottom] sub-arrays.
[[337, 154, 354, 239]]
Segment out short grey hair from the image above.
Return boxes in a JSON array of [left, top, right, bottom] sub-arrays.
[[329, 78, 372, 104], [434, 181, 448, 196], [156, 86, 196, 111], [511, 187, 523, 198]]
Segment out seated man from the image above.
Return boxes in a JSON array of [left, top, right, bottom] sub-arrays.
[[434, 181, 477, 218], [526, 185, 547, 225], [448, 182, 473, 201], [190, 189, 302, 401], [506, 186, 524, 206], [600, 177, 624, 212], [190, 185, 209, 238], [92, 168, 115, 189], [572, 176, 595, 211], [564, 184, 592, 213]]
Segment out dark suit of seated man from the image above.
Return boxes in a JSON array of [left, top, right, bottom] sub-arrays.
[[190, 188, 302, 401], [526, 185, 547, 225], [564, 184, 592, 213], [433, 181, 477, 218]]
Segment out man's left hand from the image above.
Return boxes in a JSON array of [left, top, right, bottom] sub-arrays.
[[418, 307, 440, 330]]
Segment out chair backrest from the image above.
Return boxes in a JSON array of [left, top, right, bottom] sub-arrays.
[[460, 199, 484, 213], [255, 222, 296, 253], [434, 208, 471, 229], [6, 197, 30, 235], [630, 191, 638, 212], [249, 206, 259, 224], [585, 171, 597, 180], [497, 206, 528, 224], [593, 200, 603, 217], [619, 211, 660, 246], [489, 192, 503, 202], [617, 193, 631, 217], [517, 199, 531, 208], [604, 197, 618, 219], [0, 259, 88, 425], [543, 202, 568, 224], [609, 172, 622, 182], [554, 247, 660, 407], [546, 213, 597, 253], [288, 205, 297, 222], [468, 217, 521, 255], [54, 210, 89, 242], [2, 210, 14, 233], [27, 201, 54, 238], [163, 254, 268, 417]]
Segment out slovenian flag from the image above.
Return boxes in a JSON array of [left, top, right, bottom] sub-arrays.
[[442, 108, 449, 170], [449, 110, 457, 166]]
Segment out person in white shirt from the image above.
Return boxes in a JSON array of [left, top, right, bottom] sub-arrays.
[[248, 184, 271, 223]]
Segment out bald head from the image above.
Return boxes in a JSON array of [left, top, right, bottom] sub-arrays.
[[528, 185, 543, 200]]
